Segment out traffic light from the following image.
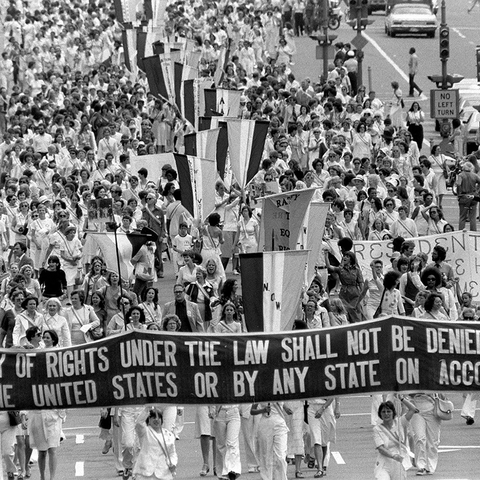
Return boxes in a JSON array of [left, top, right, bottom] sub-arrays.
[[349, 0, 359, 20], [360, 0, 369, 18], [318, 0, 327, 26], [439, 26, 450, 60], [476, 47, 480, 83]]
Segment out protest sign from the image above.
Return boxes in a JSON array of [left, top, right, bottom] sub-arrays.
[[2, 317, 480, 410], [349, 231, 480, 297], [259, 189, 317, 251]]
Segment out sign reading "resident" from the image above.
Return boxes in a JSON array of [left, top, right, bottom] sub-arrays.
[[430, 89, 459, 119]]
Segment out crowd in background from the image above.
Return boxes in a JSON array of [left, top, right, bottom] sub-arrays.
[[1, 0, 480, 479]]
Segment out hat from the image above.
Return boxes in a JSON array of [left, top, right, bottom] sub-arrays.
[[65, 225, 76, 234], [38, 195, 50, 204], [353, 175, 365, 183], [162, 164, 173, 171]]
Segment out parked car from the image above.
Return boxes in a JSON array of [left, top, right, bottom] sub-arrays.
[[368, 0, 387, 14], [385, 3, 438, 37]]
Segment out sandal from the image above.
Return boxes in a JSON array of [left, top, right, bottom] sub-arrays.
[[200, 464, 209, 476], [314, 470, 325, 478], [308, 459, 315, 469], [295, 471, 305, 478]]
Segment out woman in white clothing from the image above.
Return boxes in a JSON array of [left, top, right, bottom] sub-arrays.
[[58, 225, 83, 298], [64, 290, 101, 345], [234, 205, 259, 254], [251, 402, 289, 480], [138, 287, 162, 326], [209, 405, 241, 480], [373, 398, 418, 480], [132, 407, 177, 480], [209, 304, 242, 480], [377, 271, 405, 317], [307, 398, 340, 478], [40, 298, 71, 347], [428, 145, 452, 208], [407, 394, 445, 475], [29, 330, 66, 480], [12, 296, 43, 346], [29, 203, 56, 274]]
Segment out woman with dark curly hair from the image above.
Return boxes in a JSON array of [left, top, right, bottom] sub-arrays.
[[122, 306, 146, 332]]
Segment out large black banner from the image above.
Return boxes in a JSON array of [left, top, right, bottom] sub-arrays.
[[2, 317, 480, 410]]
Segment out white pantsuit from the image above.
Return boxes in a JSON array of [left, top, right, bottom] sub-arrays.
[[240, 404, 259, 470], [213, 406, 241, 477], [256, 403, 289, 480], [410, 395, 441, 473], [285, 400, 305, 456]]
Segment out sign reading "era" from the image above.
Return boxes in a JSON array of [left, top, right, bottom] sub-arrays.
[[430, 89, 459, 119]]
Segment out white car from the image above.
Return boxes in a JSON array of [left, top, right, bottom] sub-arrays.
[[385, 3, 438, 37]]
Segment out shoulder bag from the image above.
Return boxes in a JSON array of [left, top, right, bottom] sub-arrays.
[[433, 394, 454, 421]]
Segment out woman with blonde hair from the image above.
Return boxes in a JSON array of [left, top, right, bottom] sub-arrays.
[[40, 297, 71, 347]]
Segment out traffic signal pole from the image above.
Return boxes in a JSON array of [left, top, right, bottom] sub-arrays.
[[440, 0, 448, 89], [427, 0, 463, 140], [346, 0, 373, 88], [356, 4, 363, 86], [321, 0, 330, 80]]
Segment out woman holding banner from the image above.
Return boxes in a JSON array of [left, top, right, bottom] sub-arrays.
[[325, 251, 364, 323], [373, 398, 418, 480]]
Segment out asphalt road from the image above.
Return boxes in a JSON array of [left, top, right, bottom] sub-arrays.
[[11, 2, 480, 478], [57, 392, 480, 479]]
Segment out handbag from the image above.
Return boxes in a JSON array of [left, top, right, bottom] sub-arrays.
[[192, 238, 203, 254], [89, 326, 104, 340], [8, 410, 22, 426], [433, 395, 454, 421]]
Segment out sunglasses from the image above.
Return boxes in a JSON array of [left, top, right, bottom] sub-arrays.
[[464, 316, 474, 320]]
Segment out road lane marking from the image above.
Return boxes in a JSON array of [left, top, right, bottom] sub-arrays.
[[75, 462, 84, 476], [362, 32, 408, 82], [332, 451, 346, 464], [452, 27, 466, 39], [363, 32, 428, 102], [75, 434, 85, 444], [441, 445, 480, 449]]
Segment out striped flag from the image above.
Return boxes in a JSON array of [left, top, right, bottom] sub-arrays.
[[196, 118, 229, 179], [142, 55, 175, 102], [204, 88, 242, 117], [173, 154, 216, 220], [303, 202, 330, 283], [240, 251, 310, 332], [226, 118, 269, 188], [259, 189, 317, 251], [184, 128, 220, 162], [181, 78, 213, 130], [113, 0, 138, 24], [174, 62, 198, 113], [86, 230, 157, 279], [121, 28, 137, 74], [213, 43, 231, 87]]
